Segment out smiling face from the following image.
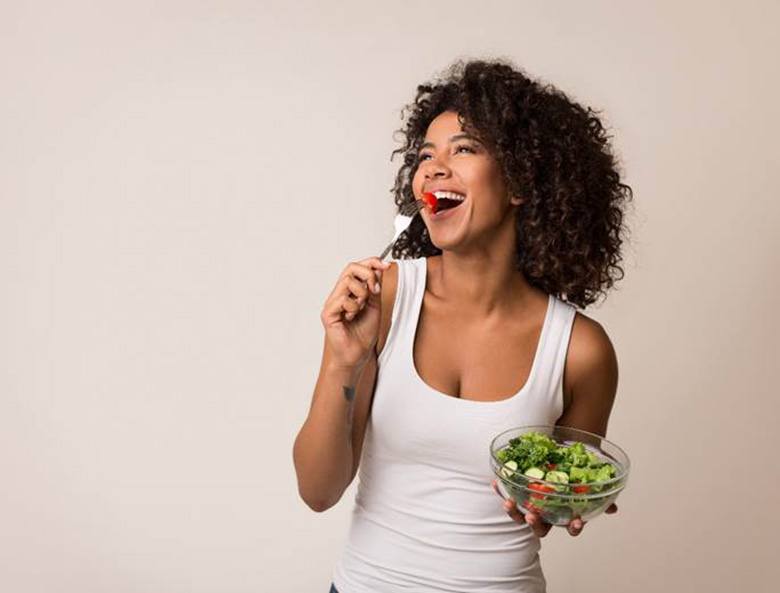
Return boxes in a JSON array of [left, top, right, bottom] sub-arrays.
[[412, 111, 521, 252]]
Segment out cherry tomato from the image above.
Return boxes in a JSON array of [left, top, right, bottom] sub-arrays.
[[422, 192, 439, 213], [528, 483, 555, 500]]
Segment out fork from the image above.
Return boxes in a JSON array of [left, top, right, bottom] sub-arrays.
[[378, 199, 424, 261]]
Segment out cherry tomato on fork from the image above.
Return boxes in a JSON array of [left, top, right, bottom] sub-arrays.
[[422, 192, 439, 213]]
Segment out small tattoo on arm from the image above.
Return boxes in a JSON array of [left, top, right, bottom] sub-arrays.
[[343, 385, 356, 403]]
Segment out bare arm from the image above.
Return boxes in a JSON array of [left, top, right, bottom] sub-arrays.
[[557, 312, 619, 437], [292, 342, 378, 512], [292, 259, 396, 512]]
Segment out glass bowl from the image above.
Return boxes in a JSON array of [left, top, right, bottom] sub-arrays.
[[489, 425, 630, 526]]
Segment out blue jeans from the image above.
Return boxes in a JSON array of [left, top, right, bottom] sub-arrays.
[[329, 584, 339, 593]]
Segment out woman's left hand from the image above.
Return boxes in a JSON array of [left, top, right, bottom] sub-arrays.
[[491, 479, 618, 537]]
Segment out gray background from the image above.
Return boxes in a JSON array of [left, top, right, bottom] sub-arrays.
[[1, 1, 778, 591]]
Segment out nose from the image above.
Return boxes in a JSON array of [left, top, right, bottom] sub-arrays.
[[423, 158, 451, 180]]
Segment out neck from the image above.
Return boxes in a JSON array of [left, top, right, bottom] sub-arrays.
[[430, 218, 535, 317]]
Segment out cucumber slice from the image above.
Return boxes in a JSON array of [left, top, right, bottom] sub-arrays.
[[524, 467, 545, 479], [544, 470, 569, 484], [499, 460, 518, 478]]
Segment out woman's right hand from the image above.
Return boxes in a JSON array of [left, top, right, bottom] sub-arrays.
[[320, 257, 391, 370]]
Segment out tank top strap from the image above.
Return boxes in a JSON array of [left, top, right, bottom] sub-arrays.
[[376, 257, 426, 368], [525, 295, 578, 417]]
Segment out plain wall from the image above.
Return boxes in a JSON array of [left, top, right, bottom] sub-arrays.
[[1, 1, 778, 591]]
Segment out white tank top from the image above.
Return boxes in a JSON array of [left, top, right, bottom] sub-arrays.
[[332, 257, 577, 593]]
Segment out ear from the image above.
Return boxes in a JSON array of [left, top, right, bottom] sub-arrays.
[[510, 195, 524, 206]]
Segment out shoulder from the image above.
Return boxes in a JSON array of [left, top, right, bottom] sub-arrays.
[[559, 309, 619, 435], [568, 312, 617, 373], [565, 311, 619, 396]]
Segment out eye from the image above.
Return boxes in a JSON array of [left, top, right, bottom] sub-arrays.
[[455, 144, 476, 154], [417, 144, 476, 162]]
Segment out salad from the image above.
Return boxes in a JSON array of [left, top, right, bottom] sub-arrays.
[[494, 431, 621, 523]]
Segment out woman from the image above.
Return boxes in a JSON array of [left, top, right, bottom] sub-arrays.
[[293, 58, 632, 593]]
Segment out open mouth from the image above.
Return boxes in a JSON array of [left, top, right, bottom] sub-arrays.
[[432, 190, 466, 215], [436, 198, 463, 212]]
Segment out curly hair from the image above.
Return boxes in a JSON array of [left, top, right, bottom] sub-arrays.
[[389, 58, 633, 309]]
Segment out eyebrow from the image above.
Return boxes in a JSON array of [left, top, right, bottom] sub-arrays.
[[418, 133, 481, 152]]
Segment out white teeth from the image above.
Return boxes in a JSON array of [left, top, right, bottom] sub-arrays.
[[432, 190, 465, 201]]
